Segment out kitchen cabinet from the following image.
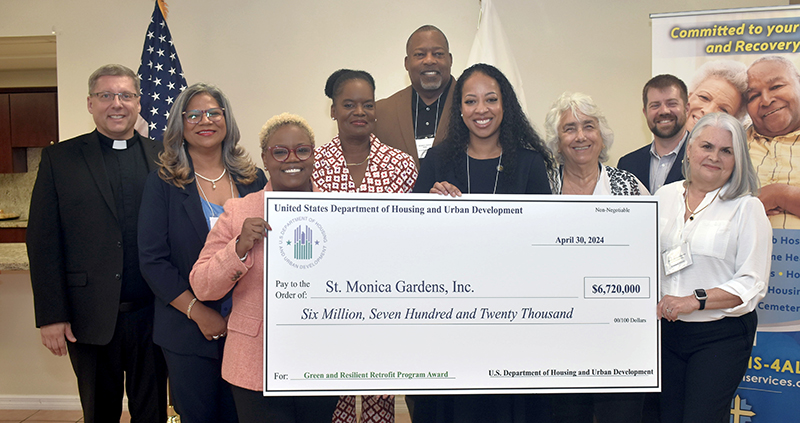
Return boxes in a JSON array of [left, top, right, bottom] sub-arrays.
[[0, 88, 58, 173]]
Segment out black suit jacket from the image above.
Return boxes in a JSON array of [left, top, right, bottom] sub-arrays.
[[27, 130, 162, 345], [617, 137, 686, 192], [138, 165, 266, 358]]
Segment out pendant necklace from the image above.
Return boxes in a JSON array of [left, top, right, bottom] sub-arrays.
[[466, 152, 502, 194], [685, 187, 720, 221], [196, 173, 235, 217], [195, 168, 227, 189]]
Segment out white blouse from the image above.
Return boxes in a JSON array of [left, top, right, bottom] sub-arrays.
[[656, 181, 772, 322]]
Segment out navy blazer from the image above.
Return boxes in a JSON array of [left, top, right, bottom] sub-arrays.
[[138, 165, 267, 358], [617, 136, 686, 192], [27, 131, 162, 345]]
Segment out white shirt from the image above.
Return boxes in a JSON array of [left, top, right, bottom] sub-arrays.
[[648, 132, 687, 194], [656, 181, 772, 322]]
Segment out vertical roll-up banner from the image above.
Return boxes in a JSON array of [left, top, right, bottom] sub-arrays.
[[652, 6, 800, 422]]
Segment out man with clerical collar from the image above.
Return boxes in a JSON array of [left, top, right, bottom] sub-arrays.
[[617, 74, 689, 194], [27, 64, 166, 423], [746, 55, 800, 229], [374, 24, 455, 168]]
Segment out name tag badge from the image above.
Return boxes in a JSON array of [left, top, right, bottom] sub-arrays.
[[209, 216, 219, 229], [662, 242, 692, 275], [416, 136, 435, 159]]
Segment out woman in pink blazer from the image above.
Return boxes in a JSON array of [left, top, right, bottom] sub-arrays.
[[190, 113, 337, 423]]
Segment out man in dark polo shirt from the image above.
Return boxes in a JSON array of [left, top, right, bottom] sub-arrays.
[[27, 64, 166, 423]]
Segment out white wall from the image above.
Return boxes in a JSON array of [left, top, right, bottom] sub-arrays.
[[0, 0, 784, 399], [0, 0, 784, 166]]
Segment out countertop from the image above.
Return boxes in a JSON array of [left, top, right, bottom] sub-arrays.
[[0, 219, 27, 228], [0, 243, 28, 271]]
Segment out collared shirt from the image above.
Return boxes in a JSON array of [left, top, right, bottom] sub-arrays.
[[312, 134, 418, 193], [411, 80, 452, 139], [648, 132, 687, 194], [656, 181, 772, 322], [748, 126, 800, 229]]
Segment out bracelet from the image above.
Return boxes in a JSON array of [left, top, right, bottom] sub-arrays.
[[236, 237, 248, 262], [186, 297, 198, 320]]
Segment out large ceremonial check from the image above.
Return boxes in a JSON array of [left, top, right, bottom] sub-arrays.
[[263, 192, 660, 396]]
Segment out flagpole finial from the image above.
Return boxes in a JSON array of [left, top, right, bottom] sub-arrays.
[[477, 0, 483, 29], [157, 0, 169, 20]]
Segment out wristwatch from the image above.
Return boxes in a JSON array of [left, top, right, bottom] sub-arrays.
[[694, 288, 708, 310]]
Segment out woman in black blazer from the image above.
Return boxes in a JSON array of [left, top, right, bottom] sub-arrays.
[[138, 83, 266, 423]]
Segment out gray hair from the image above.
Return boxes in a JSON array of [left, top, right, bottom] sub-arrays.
[[689, 60, 748, 118], [682, 112, 759, 200], [748, 55, 800, 83], [88, 64, 140, 94], [544, 92, 614, 165], [157, 82, 257, 188]]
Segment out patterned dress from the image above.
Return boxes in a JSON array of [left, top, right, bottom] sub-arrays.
[[313, 133, 417, 423], [313, 134, 417, 193]]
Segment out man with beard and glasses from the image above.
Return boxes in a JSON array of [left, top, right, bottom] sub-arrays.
[[374, 25, 455, 169], [618, 74, 689, 194]]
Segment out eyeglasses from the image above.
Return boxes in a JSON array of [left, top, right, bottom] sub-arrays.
[[91, 92, 141, 103], [267, 145, 314, 162], [183, 108, 226, 124]]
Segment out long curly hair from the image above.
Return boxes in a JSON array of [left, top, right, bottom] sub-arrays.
[[439, 63, 555, 183], [157, 82, 258, 188]]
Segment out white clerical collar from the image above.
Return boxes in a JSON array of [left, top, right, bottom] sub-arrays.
[[112, 140, 128, 150]]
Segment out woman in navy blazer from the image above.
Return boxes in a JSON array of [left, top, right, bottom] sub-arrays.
[[139, 83, 266, 423]]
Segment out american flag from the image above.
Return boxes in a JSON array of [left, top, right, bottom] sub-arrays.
[[136, 0, 187, 140]]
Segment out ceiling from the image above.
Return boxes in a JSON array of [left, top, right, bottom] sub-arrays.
[[0, 36, 56, 71]]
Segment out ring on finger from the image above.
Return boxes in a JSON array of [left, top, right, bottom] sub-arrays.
[[212, 334, 221, 340]]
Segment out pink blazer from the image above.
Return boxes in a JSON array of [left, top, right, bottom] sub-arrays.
[[190, 188, 266, 391], [190, 182, 319, 391]]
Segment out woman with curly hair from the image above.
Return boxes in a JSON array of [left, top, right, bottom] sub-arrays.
[[412, 63, 554, 195], [410, 63, 553, 423], [138, 82, 266, 423]]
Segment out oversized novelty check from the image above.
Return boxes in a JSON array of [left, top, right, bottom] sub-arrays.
[[263, 193, 659, 396]]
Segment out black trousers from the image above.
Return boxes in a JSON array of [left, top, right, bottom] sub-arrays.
[[660, 311, 757, 423], [67, 304, 167, 423], [550, 393, 644, 423], [408, 394, 552, 423], [162, 346, 237, 423], [231, 385, 339, 423]]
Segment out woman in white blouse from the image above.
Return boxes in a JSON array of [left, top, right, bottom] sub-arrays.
[[656, 112, 771, 423]]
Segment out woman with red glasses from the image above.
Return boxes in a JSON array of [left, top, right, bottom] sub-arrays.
[[190, 113, 339, 422]]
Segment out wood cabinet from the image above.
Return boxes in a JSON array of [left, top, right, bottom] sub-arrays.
[[0, 88, 58, 173]]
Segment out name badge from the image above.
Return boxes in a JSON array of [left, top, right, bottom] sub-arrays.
[[416, 136, 435, 159], [210, 216, 219, 229], [662, 241, 692, 275]]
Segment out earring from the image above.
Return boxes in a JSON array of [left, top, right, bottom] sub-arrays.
[[460, 113, 463, 117], [331, 117, 336, 121]]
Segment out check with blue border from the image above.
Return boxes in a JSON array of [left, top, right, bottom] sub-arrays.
[[263, 192, 660, 396]]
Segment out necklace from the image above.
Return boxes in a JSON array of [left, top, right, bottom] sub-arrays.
[[466, 151, 502, 194], [345, 153, 370, 167], [195, 168, 227, 189], [685, 186, 720, 221], [196, 172, 235, 216]]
